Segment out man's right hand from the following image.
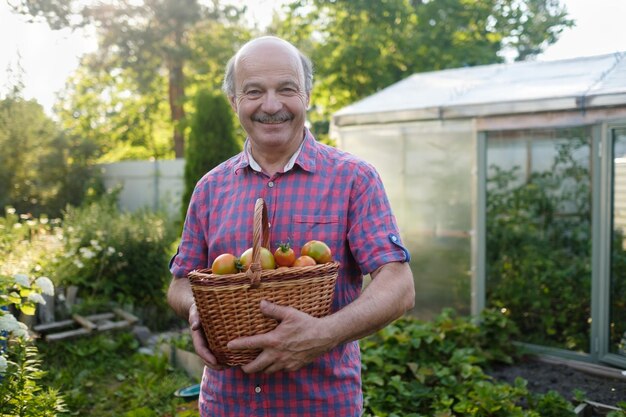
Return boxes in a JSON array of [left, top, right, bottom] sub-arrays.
[[189, 303, 227, 370]]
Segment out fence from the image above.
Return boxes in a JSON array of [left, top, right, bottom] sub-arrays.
[[98, 159, 185, 217]]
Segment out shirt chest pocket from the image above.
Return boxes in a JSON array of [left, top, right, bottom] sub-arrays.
[[289, 214, 341, 248]]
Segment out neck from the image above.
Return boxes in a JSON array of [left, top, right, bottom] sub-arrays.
[[249, 131, 305, 176]]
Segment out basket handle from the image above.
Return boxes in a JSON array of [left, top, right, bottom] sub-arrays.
[[246, 198, 270, 287]]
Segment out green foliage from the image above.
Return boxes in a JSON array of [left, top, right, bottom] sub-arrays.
[[14, 0, 249, 159], [0, 209, 64, 280], [0, 269, 65, 416], [0, 340, 67, 416], [483, 130, 619, 351], [0, 96, 102, 217], [607, 402, 626, 417], [360, 308, 575, 416], [50, 195, 178, 322], [182, 89, 241, 221], [38, 332, 193, 416], [527, 390, 578, 417], [55, 64, 175, 162]]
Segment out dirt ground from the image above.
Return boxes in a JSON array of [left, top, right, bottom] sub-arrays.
[[487, 356, 626, 408]]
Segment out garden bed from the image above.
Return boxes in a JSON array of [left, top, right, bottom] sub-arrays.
[[487, 355, 626, 408]]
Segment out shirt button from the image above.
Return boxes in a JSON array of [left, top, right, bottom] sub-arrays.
[[255, 385, 261, 394], [268, 181, 274, 188], [391, 235, 398, 242]]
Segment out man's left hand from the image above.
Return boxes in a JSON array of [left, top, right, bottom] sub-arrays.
[[226, 300, 334, 374]]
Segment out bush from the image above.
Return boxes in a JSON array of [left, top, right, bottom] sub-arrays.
[[182, 89, 240, 222], [361, 308, 576, 417], [50, 194, 178, 325]]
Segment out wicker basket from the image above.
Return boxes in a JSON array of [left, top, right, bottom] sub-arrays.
[[187, 198, 339, 366]]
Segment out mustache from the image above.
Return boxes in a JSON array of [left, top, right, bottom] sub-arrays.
[[252, 111, 294, 123]]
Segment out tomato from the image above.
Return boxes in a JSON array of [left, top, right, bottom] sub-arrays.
[[274, 242, 296, 267], [211, 253, 239, 275], [292, 255, 316, 267], [239, 247, 276, 270], [301, 240, 332, 264]]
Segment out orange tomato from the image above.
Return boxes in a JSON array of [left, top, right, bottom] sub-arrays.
[[211, 253, 239, 275], [293, 255, 316, 267], [274, 242, 296, 267]]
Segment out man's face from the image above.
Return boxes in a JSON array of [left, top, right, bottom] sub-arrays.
[[229, 40, 310, 152]]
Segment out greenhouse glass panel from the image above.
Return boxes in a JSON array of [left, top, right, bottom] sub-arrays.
[[485, 127, 592, 352], [338, 121, 474, 320], [611, 127, 626, 357], [403, 124, 473, 320]]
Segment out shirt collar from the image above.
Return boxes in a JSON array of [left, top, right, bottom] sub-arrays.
[[234, 128, 318, 175]]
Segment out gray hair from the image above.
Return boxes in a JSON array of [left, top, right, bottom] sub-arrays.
[[222, 39, 314, 98]]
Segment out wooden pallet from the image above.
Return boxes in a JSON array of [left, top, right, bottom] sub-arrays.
[[33, 308, 139, 341]]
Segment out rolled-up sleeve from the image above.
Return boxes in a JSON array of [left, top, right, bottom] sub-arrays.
[[346, 163, 410, 276]]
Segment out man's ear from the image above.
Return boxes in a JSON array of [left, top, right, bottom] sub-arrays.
[[228, 95, 237, 112]]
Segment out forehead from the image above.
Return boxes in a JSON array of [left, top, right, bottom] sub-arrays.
[[234, 41, 304, 87]]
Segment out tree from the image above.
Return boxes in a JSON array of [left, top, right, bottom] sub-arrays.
[[0, 95, 101, 217], [271, 0, 573, 119], [10, 0, 246, 158], [182, 89, 240, 221], [54, 59, 174, 162]]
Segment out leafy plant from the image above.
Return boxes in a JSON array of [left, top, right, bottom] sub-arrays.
[[0, 272, 66, 416], [485, 131, 603, 351], [607, 402, 626, 417], [38, 332, 194, 416], [0, 208, 64, 280], [50, 194, 178, 327], [361, 308, 576, 416]]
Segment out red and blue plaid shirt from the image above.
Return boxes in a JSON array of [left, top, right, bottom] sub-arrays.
[[170, 129, 410, 417]]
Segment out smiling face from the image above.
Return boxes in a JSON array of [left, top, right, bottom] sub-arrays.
[[228, 38, 310, 156]]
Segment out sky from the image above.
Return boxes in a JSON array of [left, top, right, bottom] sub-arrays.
[[1, 0, 625, 116]]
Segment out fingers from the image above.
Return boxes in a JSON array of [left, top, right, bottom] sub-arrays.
[[227, 335, 262, 351], [188, 303, 227, 370], [240, 353, 271, 374], [226, 300, 287, 351], [260, 299, 294, 321], [188, 303, 201, 331], [191, 326, 226, 370]]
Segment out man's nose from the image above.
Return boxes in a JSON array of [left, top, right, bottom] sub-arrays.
[[261, 91, 282, 114]]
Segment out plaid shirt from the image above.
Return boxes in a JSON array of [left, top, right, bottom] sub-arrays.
[[170, 129, 409, 417]]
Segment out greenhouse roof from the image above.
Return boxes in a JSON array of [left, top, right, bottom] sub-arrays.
[[333, 52, 626, 126]]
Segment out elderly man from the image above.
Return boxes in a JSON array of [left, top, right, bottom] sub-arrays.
[[167, 36, 415, 416]]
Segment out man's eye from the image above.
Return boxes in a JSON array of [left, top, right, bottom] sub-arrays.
[[246, 90, 261, 96]]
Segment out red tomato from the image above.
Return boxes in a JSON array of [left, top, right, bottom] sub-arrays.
[[239, 247, 276, 270], [274, 242, 296, 267], [211, 253, 239, 275], [292, 255, 316, 267], [301, 240, 332, 264]]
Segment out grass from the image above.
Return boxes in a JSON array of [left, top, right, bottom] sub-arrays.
[[37, 331, 199, 417]]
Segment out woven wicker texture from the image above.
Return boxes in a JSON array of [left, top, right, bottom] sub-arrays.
[[188, 198, 339, 366]]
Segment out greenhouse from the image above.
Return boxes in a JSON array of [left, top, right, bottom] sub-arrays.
[[331, 51, 626, 368]]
